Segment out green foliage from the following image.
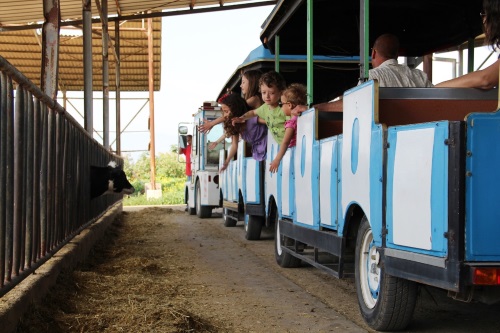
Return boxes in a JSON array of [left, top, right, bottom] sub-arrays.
[[123, 191, 184, 206], [122, 151, 186, 205]]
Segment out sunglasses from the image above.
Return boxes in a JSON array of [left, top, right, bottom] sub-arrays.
[[278, 101, 291, 107]]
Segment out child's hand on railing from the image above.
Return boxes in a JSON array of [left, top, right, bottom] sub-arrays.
[[291, 105, 308, 117]]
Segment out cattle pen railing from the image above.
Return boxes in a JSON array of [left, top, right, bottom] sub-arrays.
[[0, 55, 123, 297]]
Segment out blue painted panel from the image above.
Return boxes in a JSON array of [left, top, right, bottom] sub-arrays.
[[280, 147, 296, 219], [311, 139, 321, 228], [254, 160, 261, 204], [386, 122, 448, 257], [277, 143, 283, 216], [369, 124, 384, 246], [241, 153, 247, 203], [466, 110, 500, 261], [351, 118, 360, 174], [289, 148, 296, 220], [337, 135, 345, 235]]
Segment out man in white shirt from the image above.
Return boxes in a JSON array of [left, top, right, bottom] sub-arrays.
[[369, 33, 434, 87], [292, 33, 433, 115]]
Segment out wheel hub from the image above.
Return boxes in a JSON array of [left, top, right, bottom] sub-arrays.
[[367, 245, 380, 298]]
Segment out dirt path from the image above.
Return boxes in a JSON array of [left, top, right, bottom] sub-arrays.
[[15, 206, 500, 332]]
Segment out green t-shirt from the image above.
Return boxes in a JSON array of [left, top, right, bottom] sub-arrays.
[[255, 104, 289, 143]]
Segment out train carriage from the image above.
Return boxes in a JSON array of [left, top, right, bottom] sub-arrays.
[[255, 0, 500, 330], [217, 44, 360, 240]]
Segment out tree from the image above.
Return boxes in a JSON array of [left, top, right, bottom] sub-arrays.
[[122, 151, 185, 195]]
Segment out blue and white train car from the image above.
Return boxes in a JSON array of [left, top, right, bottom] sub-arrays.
[[259, 0, 500, 330], [220, 139, 266, 240], [218, 45, 359, 240], [179, 104, 223, 218], [275, 81, 500, 330]]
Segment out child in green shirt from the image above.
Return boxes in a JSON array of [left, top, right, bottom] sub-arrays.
[[232, 71, 288, 143]]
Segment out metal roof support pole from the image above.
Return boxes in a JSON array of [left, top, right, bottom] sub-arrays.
[[306, 0, 313, 105], [274, 36, 280, 72], [458, 46, 463, 77], [83, 0, 93, 135], [148, 17, 156, 190], [423, 54, 433, 82], [115, 20, 121, 155], [359, 0, 369, 81], [101, 0, 109, 148], [467, 38, 474, 74], [41, 0, 61, 100]]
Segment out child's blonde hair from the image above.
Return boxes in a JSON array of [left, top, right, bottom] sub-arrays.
[[282, 83, 307, 107]]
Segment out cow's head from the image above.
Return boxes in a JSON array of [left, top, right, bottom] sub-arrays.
[[107, 161, 135, 195]]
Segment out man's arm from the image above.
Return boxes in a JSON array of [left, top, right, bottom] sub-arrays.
[[436, 60, 499, 90]]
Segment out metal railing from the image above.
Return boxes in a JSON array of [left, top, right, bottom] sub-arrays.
[[0, 56, 123, 297]]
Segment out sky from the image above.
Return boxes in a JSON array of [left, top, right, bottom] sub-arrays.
[[58, 4, 498, 162], [60, 5, 275, 162]]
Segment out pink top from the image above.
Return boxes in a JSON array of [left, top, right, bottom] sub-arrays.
[[285, 116, 298, 148]]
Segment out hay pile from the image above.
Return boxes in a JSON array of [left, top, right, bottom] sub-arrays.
[[16, 207, 228, 333]]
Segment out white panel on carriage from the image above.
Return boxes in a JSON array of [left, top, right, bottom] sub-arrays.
[[281, 148, 294, 217], [246, 159, 258, 202], [341, 82, 373, 223], [199, 172, 218, 205], [392, 128, 434, 250], [188, 183, 195, 207], [295, 109, 315, 226], [320, 139, 335, 227]]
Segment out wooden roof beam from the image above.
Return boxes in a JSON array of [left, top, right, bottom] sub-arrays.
[[114, 0, 122, 16]]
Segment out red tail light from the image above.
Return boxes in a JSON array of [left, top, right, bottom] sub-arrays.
[[472, 268, 500, 285]]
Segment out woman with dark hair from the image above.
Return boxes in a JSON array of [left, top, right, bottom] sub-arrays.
[[200, 69, 264, 136], [218, 93, 267, 172], [436, 0, 500, 89]]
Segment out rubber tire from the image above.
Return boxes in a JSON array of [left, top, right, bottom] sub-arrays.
[[223, 208, 237, 227], [274, 212, 301, 268], [355, 216, 418, 331], [245, 215, 263, 240], [196, 182, 212, 218]]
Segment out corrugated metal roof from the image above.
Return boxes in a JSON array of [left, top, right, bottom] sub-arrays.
[[0, 0, 274, 92], [0, 0, 262, 24], [0, 19, 161, 91]]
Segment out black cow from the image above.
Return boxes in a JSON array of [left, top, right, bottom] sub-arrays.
[[90, 161, 135, 199]]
